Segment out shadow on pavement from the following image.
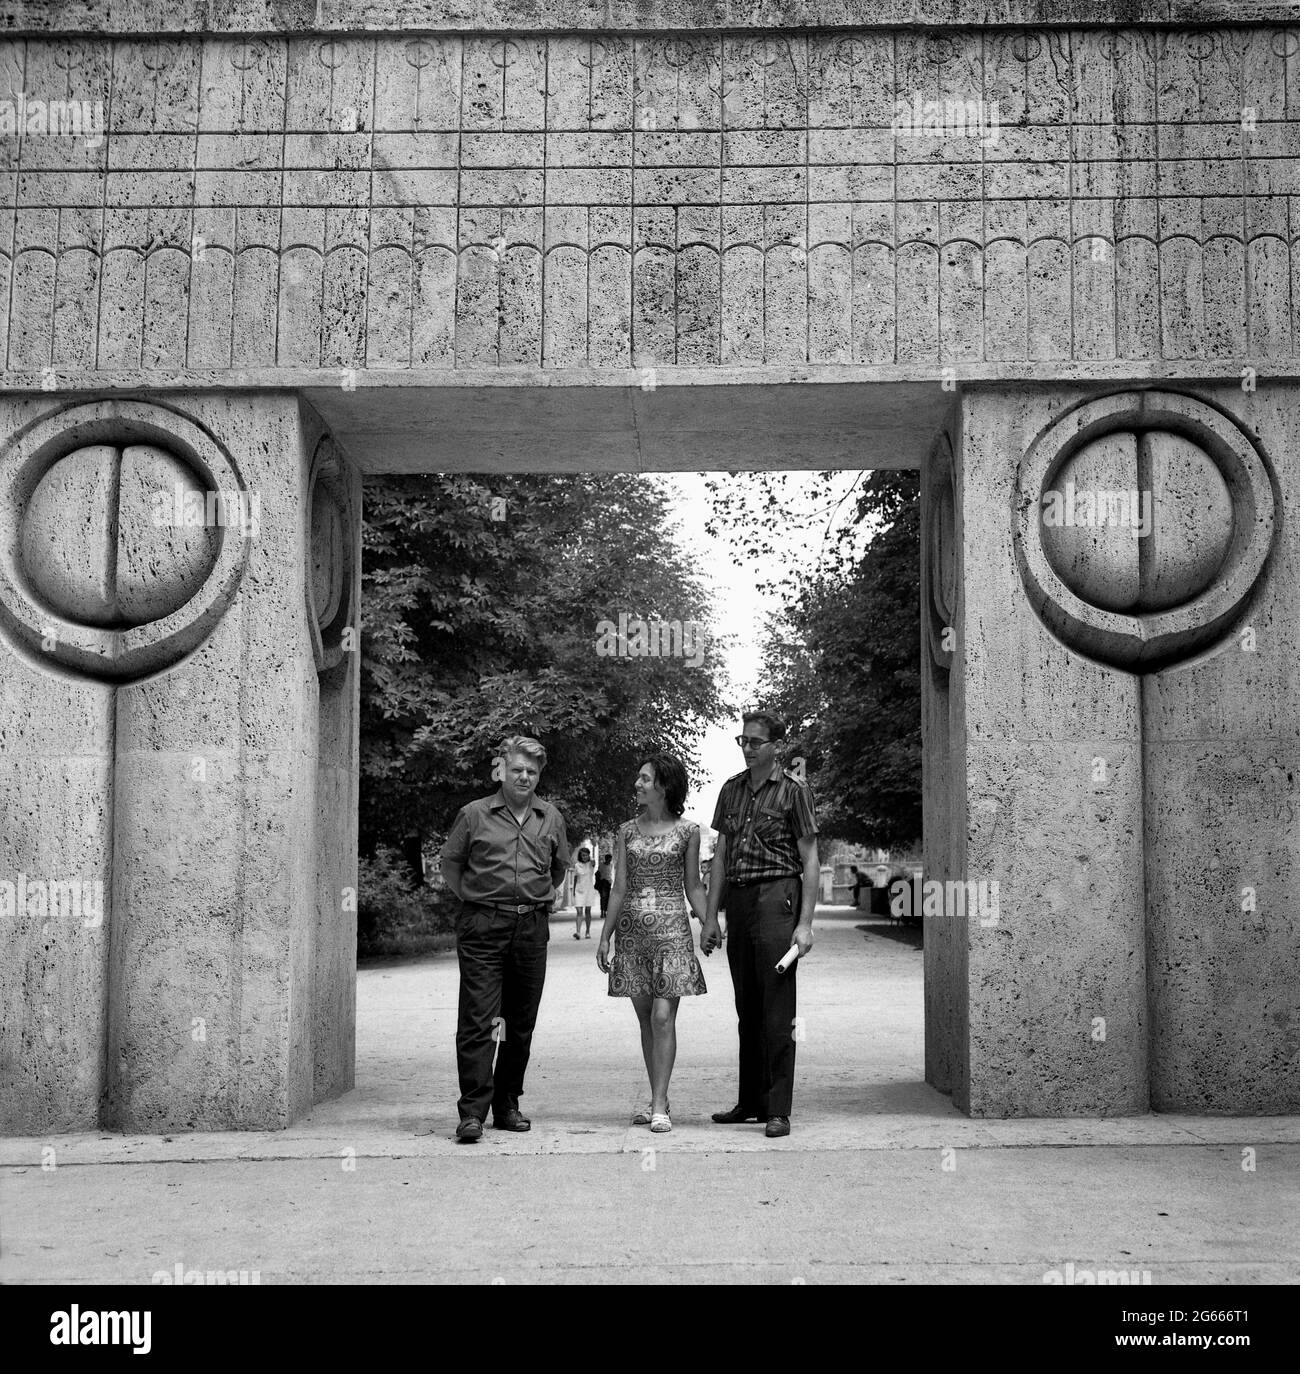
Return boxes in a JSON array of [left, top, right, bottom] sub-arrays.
[[856, 919, 923, 950]]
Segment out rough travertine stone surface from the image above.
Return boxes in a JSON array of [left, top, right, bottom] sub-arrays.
[[1140, 384, 1300, 1114], [939, 387, 1146, 1115], [0, 4, 1260, 38], [3, 27, 1299, 384], [0, 622, 113, 1132], [920, 414, 966, 1100], [939, 381, 1299, 1116], [0, 392, 361, 1132]]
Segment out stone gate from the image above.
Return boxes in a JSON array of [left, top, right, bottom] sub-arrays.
[[2, 2, 1297, 1131]]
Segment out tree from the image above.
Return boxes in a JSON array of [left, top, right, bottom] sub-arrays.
[[705, 470, 922, 848], [360, 473, 730, 855]]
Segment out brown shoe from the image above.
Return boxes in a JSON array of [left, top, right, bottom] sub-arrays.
[[765, 1116, 790, 1138], [455, 1117, 483, 1143]]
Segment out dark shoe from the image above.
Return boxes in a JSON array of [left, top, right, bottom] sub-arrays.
[[491, 1107, 531, 1132], [711, 1105, 767, 1124], [455, 1117, 483, 1143], [765, 1116, 790, 1138]]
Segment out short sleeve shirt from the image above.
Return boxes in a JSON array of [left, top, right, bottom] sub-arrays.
[[441, 790, 571, 905], [711, 765, 819, 884]]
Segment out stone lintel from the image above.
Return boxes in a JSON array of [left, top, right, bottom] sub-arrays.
[[0, 1, 1288, 37], [3, 365, 1292, 472], [301, 376, 950, 472]]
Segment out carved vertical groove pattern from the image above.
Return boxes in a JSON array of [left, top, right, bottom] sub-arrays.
[[0, 29, 1295, 372]]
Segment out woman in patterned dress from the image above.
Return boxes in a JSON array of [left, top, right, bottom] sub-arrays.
[[596, 753, 709, 1133]]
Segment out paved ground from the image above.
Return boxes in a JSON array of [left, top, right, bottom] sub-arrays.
[[3, 906, 1298, 1284]]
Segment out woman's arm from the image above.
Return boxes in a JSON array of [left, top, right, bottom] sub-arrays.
[[683, 824, 708, 922], [596, 827, 629, 971]]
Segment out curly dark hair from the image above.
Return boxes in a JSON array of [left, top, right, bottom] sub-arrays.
[[640, 753, 689, 818], [742, 709, 787, 742]]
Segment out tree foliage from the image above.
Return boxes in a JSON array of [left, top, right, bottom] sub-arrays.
[[706, 470, 922, 848], [360, 473, 730, 851]]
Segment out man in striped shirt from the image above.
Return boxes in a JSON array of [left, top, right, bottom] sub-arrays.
[[701, 710, 819, 1138]]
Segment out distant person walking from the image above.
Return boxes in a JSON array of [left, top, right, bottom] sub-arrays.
[[597, 754, 709, 1134], [594, 851, 614, 919], [701, 710, 818, 1139], [850, 865, 871, 909], [440, 735, 571, 1143], [572, 847, 596, 939]]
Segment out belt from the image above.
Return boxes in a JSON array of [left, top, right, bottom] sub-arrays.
[[469, 899, 550, 914], [728, 874, 799, 888]]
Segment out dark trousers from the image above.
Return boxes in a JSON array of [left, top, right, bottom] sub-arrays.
[[724, 876, 800, 1117], [455, 903, 549, 1121]]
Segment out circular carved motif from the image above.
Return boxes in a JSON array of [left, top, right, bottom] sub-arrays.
[[20, 444, 218, 628], [317, 39, 347, 71], [0, 400, 249, 681], [577, 39, 607, 73], [832, 37, 868, 70], [1009, 32, 1043, 63], [661, 39, 698, 69], [229, 39, 269, 73], [1271, 30, 1300, 59], [143, 41, 184, 74], [925, 432, 957, 677], [53, 43, 85, 74], [1015, 391, 1275, 671], [1041, 431, 1233, 615], [405, 39, 435, 70], [305, 436, 355, 674], [490, 39, 519, 70]]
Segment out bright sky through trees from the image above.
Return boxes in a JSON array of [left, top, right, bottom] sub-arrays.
[[665, 470, 876, 831]]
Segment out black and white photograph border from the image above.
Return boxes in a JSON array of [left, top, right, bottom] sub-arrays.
[[0, 0, 1296, 1334]]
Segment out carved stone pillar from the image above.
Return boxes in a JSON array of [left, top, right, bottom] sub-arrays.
[[0, 394, 360, 1132], [926, 382, 1295, 1115]]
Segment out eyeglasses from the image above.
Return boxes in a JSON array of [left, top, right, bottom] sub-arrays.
[[735, 735, 771, 749]]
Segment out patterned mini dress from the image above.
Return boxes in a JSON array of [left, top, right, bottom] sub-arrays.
[[608, 818, 707, 999]]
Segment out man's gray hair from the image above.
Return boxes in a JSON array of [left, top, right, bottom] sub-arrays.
[[500, 735, 547, 770]]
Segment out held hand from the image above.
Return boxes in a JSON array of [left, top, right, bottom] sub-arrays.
[[700, 917, 722, 957], [793, 921, 814, 959], [596, 939, 611, 973]]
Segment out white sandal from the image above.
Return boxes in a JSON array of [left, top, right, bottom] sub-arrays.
[[649, 1112, 672, 1133], [632, 1100, 670, 1126]]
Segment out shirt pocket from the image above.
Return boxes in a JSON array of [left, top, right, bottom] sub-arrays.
[[754, 806, 787, 841], [722, 809, 743, 835], [519, 831, 554, 875]]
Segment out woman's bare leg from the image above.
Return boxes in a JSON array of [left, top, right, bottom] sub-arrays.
[[649, 997, 679, 1114]]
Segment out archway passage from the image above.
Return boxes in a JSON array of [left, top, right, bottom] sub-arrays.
[[4, 372, 1298, 1131], [356, 460, 933, 1131]]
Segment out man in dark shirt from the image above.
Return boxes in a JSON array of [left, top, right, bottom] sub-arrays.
[[702, 710, 818, 1138], [850, 865, 872, 908], [441, 735, 570, 1142]]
